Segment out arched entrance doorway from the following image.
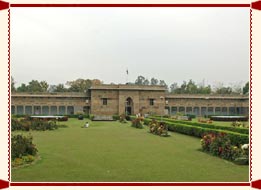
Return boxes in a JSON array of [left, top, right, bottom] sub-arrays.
[[125, 97, 133, 115]]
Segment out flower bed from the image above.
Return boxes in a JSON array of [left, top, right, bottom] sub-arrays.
[[11, 134, 38, 167], [201, 133, 249, 165], [137, 117, 248, 146], [148, 119, 169, 137], [149, 116, 249, 135], [11, 118, 65, 131]]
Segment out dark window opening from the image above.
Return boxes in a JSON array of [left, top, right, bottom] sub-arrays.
[[102, 98, 108, 105], [149, 99, 154, 106]]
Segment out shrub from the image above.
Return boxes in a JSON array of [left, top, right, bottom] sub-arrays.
[[148, 119, 169, 137], [150, 116, 249, 135], [11, 118, 62, 131], [11, 134, 38, 160], [131, 117, 143, 128], [200, 133, 249, 164], [125, 115, 131, 121], [186, 114, 196, 119], [89, 114, 95, 121], [119, 114, 127, 123], [58, 116, 68, 121], [66, 114, 89, 118], [143, 117, 248, 146], [78, 115, 84, 120], [112, 115, 120, 121]]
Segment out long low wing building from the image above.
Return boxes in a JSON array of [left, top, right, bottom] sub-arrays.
[[11, 84, 249, 117]]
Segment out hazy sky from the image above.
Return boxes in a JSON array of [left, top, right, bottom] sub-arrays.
[[11, 7, 249, 87]]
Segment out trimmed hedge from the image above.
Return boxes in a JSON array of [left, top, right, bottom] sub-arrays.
[[149, 116, 249, 135], [139, 117, 248, 146]]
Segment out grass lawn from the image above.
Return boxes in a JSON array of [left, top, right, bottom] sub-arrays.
[[11, 118, 249, 182]]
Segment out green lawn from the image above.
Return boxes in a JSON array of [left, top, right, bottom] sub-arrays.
[[11, 119, 249, 182]]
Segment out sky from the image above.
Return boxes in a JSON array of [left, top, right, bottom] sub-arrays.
[[11, 7, 250, 88]]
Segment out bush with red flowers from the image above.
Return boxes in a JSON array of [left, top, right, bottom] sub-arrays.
[[201, 133, 249, 164]]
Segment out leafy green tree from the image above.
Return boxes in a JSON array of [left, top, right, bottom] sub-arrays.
[[243, 81, 249, 95], [215, 87, 233, 94], [198, 85, 211, 94], [27, 80, 45, 92], [16, 83, 28, 92], [54, 84, 67, 92], [186, 79, 198, 94], [40, 81, 49, 92], [11, 76, 16, 92], [66, 78, 102, 92], [150, 78, 159, 85], [169, 82, 178, 93], [135, 76, 146, 85], [159, 80, 167, 87]]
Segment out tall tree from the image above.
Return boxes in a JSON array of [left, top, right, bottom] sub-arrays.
[[215, 87, 233, 94], [150, 78, 159, 85], [159, 80, 167, 87], [66, 78, 102, 92], [169, 82, 178, 93], [243, 81, 249, 95], [186, 79, 197, 94], [11, 76, 16, 92], [27, 80, 45, 92], [54, 84, 67, 92], [16, 83, 28, 92], [40, 81, 49, 92], [135, 75, 146, 85]]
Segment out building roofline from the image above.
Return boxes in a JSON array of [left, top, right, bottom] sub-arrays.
[[90, 84, 167, 91]]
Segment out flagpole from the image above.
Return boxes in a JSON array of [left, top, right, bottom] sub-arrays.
[[126, 69, 129, 84]]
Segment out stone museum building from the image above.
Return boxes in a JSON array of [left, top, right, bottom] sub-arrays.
[[11, 84, 249, 117]]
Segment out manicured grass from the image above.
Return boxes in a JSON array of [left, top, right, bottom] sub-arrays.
[[11, 119, 249, 182]]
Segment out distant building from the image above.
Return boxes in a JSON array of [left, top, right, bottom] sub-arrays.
[[11, 84, 249, 117]]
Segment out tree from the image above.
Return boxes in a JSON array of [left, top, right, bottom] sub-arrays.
[[215, 87, 233, 94], [186, 79, 198, 94], [198, 85, 211, 94], [243, 81, 249, 95], [150, 78, 159, 85], [11, 76, 16, 92], [66, 79, 92, 92], [66, 78, 102, 92], [135, 76, 146, 85], [169, 82, 178, 93], [54, 84, 67, 92], [159, 80, 167, 87], [27, 80, 48, 92], [40, 81, 49, 92], [16, 83, 28, 92]]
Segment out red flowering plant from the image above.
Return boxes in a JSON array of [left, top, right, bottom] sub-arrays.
[[131, 117, 143, 128], [201, 132, 248, 164], [201, 133, 232, 159], [200, 133, 216, 152], [148, 119, 169, 137]]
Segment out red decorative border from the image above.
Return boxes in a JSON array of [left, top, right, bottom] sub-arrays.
[[10, 182, 251, 186], [10, 3, 250, 7], [250, 8, 253, 182], [0, 0, 258, 189], [7, 8, 10, 183]]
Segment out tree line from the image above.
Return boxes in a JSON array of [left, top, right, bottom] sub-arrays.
[[11, 76, 249, 95]]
